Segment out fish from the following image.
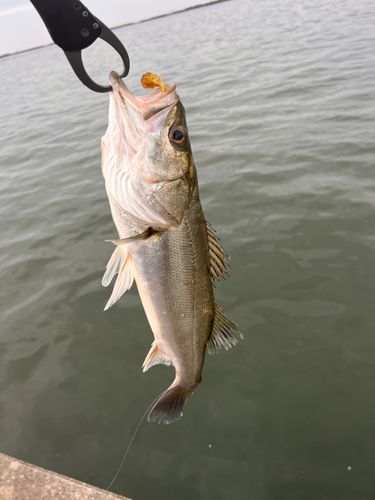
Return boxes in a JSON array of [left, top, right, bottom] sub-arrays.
[[101, 71, 242, 424]]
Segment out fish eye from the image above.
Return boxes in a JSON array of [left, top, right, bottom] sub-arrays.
[[169, 126, 187, 147], [173, 129, 183, 141]]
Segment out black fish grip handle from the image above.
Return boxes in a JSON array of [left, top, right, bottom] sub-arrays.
[[30, 0, 130, 92]]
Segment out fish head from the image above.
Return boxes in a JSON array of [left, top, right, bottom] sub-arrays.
[[102, 72, 195, 228]]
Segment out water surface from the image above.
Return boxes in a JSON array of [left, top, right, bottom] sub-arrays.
[[1, 0, 375, 498]]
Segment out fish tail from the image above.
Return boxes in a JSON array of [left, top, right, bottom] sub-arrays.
[[148, 384, 197, 425]]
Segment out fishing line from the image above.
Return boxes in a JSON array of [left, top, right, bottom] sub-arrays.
[[106, 391, 165, 491]]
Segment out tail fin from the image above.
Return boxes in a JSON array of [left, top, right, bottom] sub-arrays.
[[148, 385, 196, 425]]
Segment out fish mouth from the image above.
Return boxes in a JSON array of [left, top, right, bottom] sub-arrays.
[[108, 71, 180, 168], [109, 71, 178, 122]]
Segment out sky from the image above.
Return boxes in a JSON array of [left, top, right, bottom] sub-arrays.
[[0, 0, 216, 56]]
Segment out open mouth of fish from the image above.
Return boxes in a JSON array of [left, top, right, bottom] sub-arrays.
[[110, 71, 178, 121], [109, 71, 179, 173]]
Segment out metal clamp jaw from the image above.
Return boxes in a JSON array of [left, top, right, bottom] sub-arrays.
[[30, 0, 130, 92]]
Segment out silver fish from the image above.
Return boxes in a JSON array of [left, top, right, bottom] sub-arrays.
[[101, 72, 242, 424]]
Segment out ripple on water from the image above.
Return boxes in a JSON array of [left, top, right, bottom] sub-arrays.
[[1, 0, 375, 498]]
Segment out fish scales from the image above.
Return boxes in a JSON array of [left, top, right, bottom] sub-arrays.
[[101, 72, 242, 424], [135, 193, 214, 382]]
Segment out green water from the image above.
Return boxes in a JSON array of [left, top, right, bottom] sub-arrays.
[[1, 0, 375, 498]]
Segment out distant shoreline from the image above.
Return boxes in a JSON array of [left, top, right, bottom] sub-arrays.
[[111, 0, 230, 30], [0, 0, 230, 59]]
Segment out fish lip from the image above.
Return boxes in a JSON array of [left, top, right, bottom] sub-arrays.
[[109, 71, 135, 104]]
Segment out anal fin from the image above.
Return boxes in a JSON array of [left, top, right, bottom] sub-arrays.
[[142, 342, 173, 372], [207, 302, 243, 354]]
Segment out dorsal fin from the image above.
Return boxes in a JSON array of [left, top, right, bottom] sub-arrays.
[[142, 342, 173, 372], [206, 221, 231, 284], [102, 246, 135, 310], [207, 302, 243, 354]]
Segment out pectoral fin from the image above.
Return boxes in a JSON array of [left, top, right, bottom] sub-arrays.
[[207, 302, 243, 354], [142, 342, 173, 372], [102, 246, 135, 310], [206, 221, 231, 284], [106, 227, 155, 245]]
